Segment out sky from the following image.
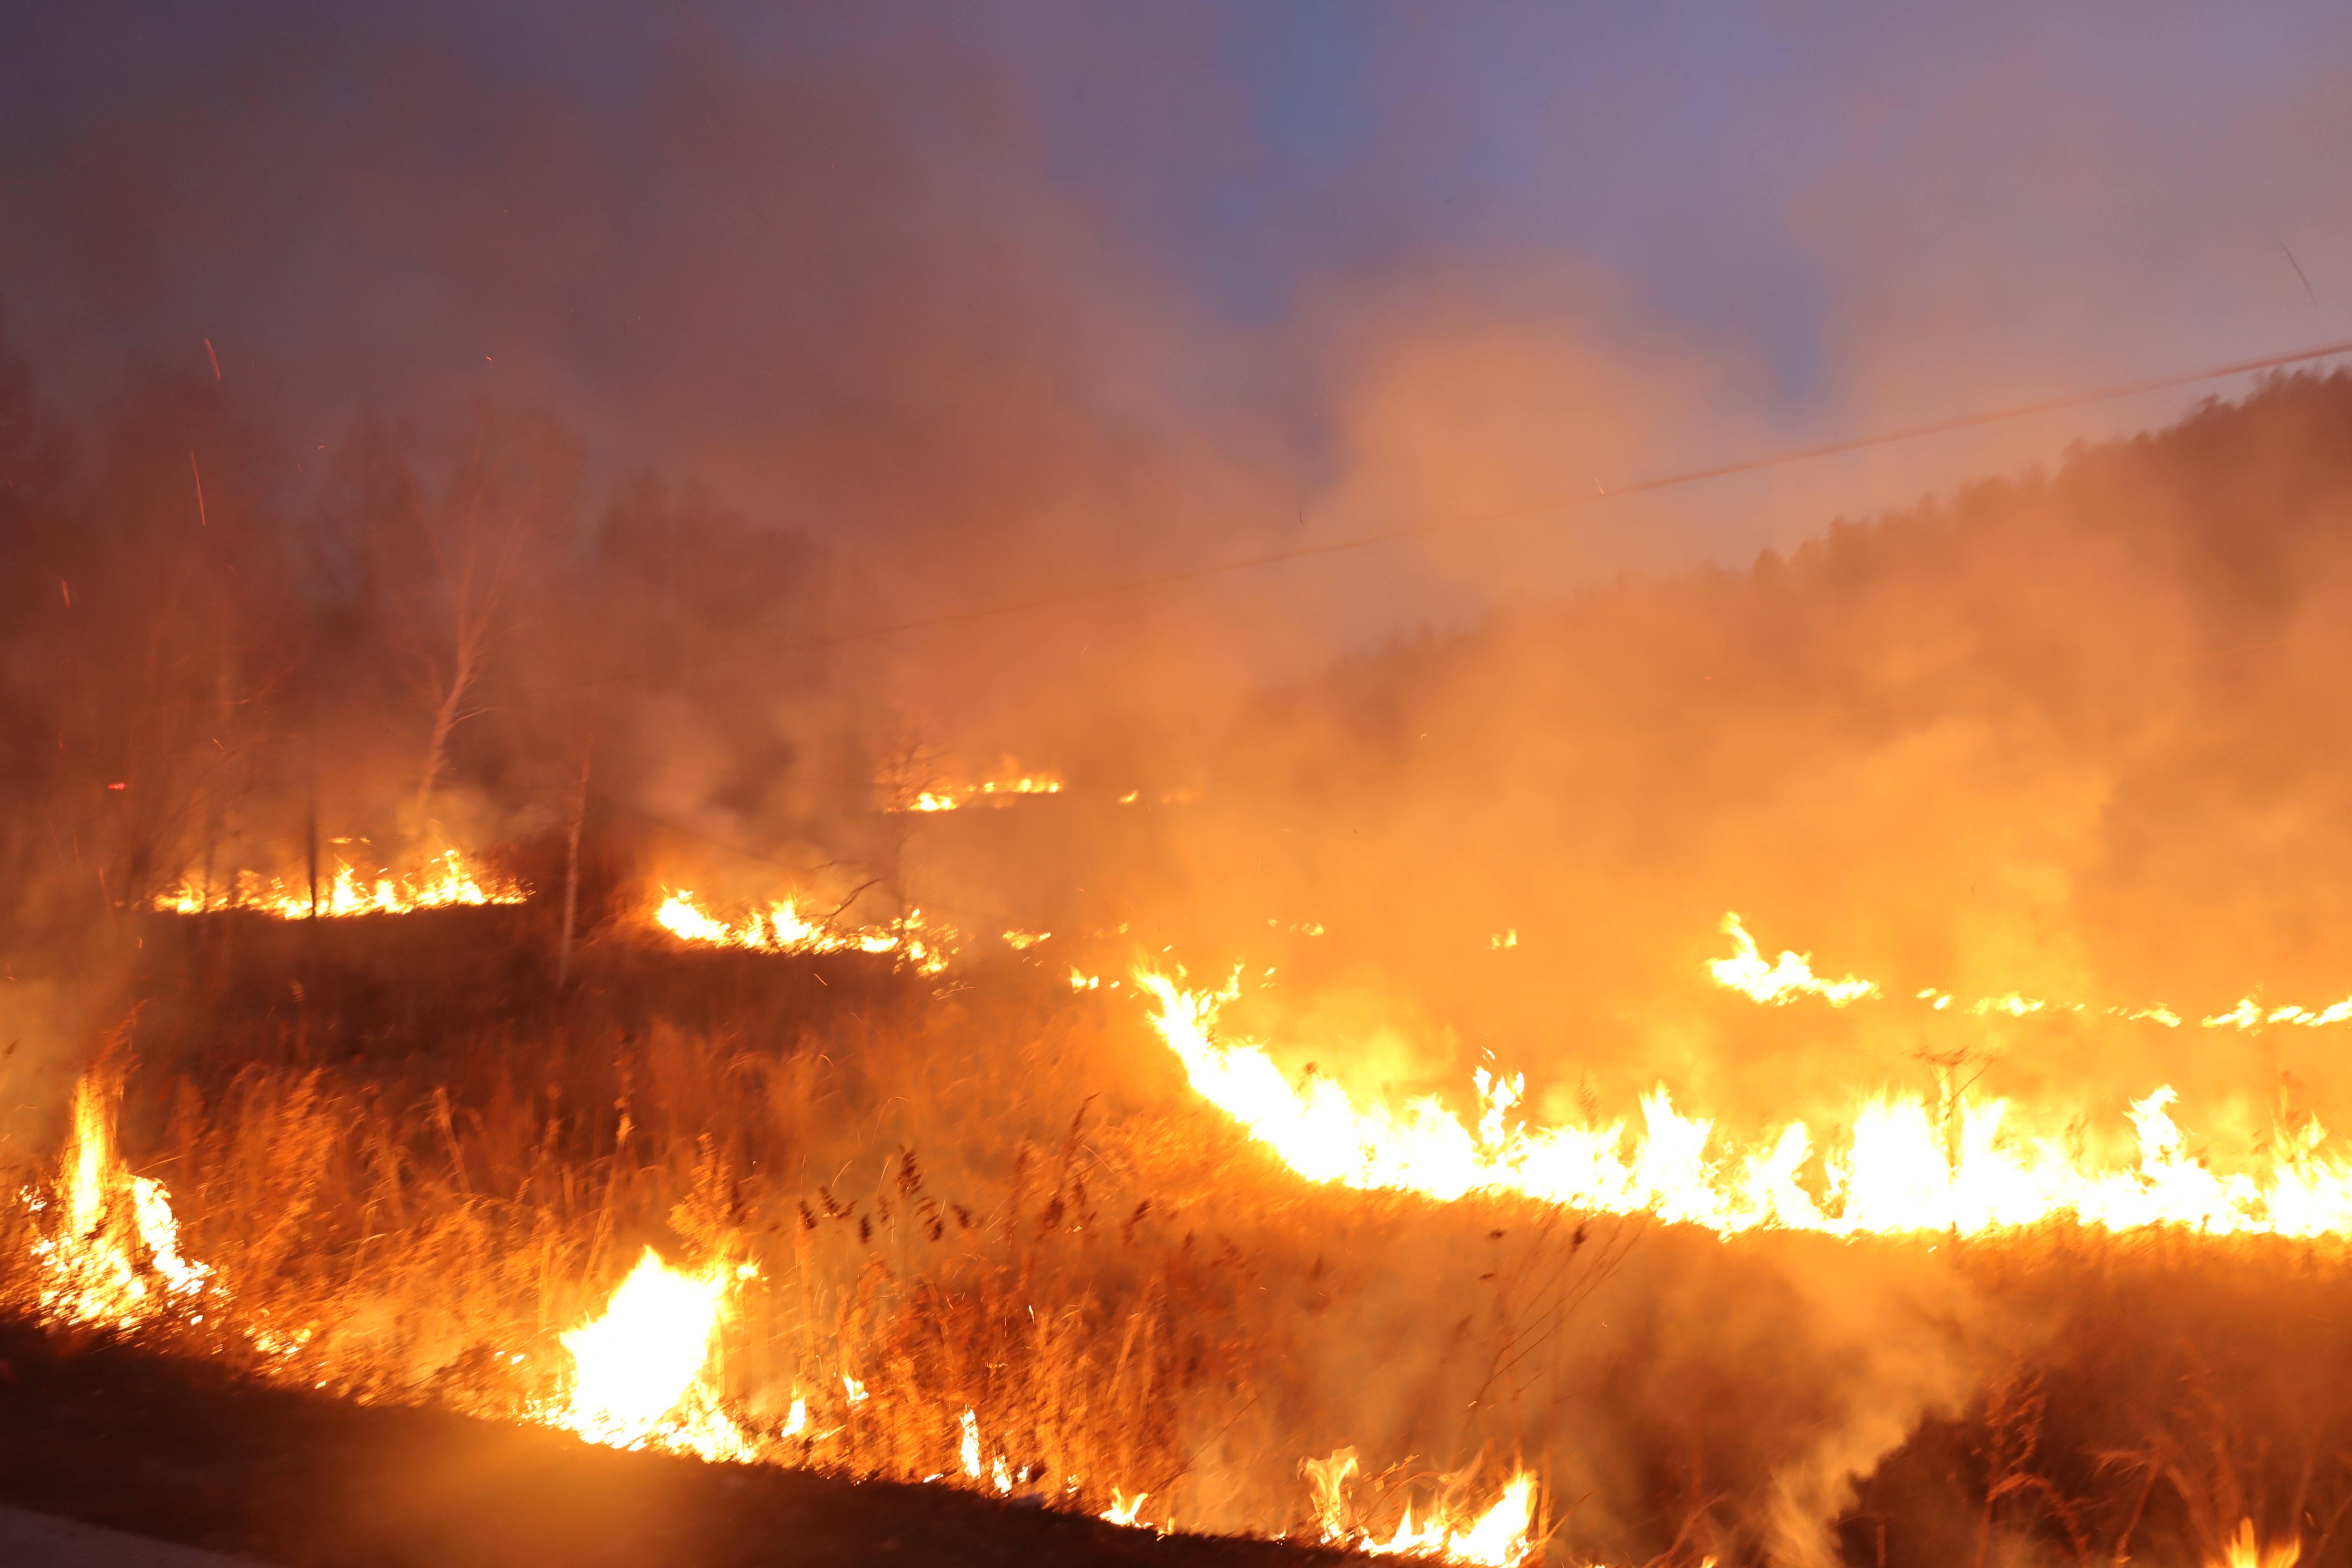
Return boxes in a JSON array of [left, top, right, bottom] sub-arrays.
[[4, 2, 2351, 647]]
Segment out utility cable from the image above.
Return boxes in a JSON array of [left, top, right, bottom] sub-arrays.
[[572, 335, 2352, 688]]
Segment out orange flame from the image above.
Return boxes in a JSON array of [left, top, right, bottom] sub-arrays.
[[1305, 1448, 1537, 1566], [653, 890, 956, 974], [550, 1246, 755, 1462], [154, 849, 526, 918], [892, 773, 1064, 813], [1717, 911, 2352, 1034], [24, 1073, 209, 1326], [2219, 1519, 2301, 1568], [1137, 967, 2352, 1237], [1707, 913, 1876, 1005], [16, 1070, 1515, 1553]]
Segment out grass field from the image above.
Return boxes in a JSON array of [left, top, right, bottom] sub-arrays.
[[5, 907, 2350, 1568]]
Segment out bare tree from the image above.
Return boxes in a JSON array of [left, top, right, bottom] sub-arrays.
[[405, 414, 560, 842]]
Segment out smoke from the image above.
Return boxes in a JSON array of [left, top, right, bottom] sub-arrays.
[[1131, 375, 2352, 1149], [10, 8, 2352, 1560]]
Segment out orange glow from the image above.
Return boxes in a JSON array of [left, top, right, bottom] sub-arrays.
[[1138, 966, 2352, 1238], [652, 889, 956, 974], [153, 849, 526, 918], [1707, 913, 1876, 1005], [2219, 1519, 2301, 1568], [1305, 1448, 1537, 1566], [1716, 912, 2352, 1034], [550, 1246, 755, 1462], [892, 773, 1064, 812], [23, 1073, 209, 1327]]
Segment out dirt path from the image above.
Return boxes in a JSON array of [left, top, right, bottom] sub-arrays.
[[0, 1319, 1345, 1568]]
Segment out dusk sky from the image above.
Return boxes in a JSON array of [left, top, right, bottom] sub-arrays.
[[7, 3, 2351, 640]]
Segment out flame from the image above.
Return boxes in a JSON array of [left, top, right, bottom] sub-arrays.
[[14, 1066, 1519, 1557], [959, 1408, 984, 1479], [653, 890, 956, 975], [1305, 1448, 1536, 1566], [1715, 912, 2352, 1033], [154, 849, 526, 918], [2219, 1519, 2301, 1568], [894, 774, 1064, 812], [1138, 969, 2352, 1237], [553, 1246, 752, 1460], [1706, 913, 1876, 1005], [2209, 998, 2352, 1030], [24, 1072, 210, 1326]]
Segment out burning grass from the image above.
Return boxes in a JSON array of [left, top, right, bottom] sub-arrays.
[[0, 932, 1544, 1555], [10, 915, 2352, 1566]]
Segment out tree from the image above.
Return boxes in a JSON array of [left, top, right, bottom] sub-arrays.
[[326, 400, 579, 853]]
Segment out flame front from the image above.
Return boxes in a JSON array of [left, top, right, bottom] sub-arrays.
[[154, 849, 526, 918], [1137, 969, 2352, 1238], [1717, 910, 2352, 1034], [653, 890, 955, 974], [1305, 1448, 1537, 1566], [896, 774, 1063, 812]]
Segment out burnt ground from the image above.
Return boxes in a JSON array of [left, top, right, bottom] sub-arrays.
[[0, 1318, 1346, 1568]]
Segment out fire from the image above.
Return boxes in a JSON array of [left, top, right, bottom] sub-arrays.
[[2219, 1520, 2301, 1568], [1716, 912, 2352, 1033], [23, 1071, 209, 1327], [2208, 998, 2352, 1031], [14, 1066, 1521, 1563], [1136, 969, 2352, 1237], [653, 889, 956, 974], [1305, 1448, 1537, 1566], [893, 774, 1064, 812], [1706, 913, 1876, 1005], [552, 1246, 754, 1461], [153, 848, 526, 918]]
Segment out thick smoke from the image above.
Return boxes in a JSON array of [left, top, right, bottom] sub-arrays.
[[1165, 376, 2352, 1141], [10, 9, 2352, 1564]]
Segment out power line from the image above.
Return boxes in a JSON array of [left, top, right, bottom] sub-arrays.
[[577, 335, 2352, 689]]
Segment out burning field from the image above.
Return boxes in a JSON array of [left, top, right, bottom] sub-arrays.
[[18, 877, 2352, 1568], [11, 62, 2352, 1555]]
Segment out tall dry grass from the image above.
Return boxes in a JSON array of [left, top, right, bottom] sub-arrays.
[[1, 927, 1573, 1540], [15, 915, 2352, 1565]]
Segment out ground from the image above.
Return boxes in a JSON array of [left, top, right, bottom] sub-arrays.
[[0, 1317, 1347, 1568]]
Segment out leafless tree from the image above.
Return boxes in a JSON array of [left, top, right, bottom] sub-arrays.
[[402, 411, 567, 843]]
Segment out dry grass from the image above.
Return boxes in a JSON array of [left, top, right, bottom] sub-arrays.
[[15, 915, 2352, 1566], [0, 923, 1560, 1540]]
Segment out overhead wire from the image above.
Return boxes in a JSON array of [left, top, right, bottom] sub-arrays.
[[571, 336, 2352, 690]]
